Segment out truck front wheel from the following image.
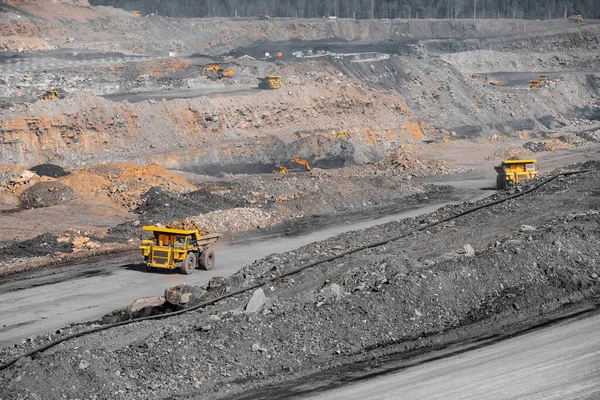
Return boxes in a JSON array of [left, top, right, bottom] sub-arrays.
[[181, 252, 197, 275]]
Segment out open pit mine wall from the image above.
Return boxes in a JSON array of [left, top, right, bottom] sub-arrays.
[[1, 54, 598, 168], [333, 52, 600, 138], [1, 1, 593, 55], [0, 86, 426, 168]]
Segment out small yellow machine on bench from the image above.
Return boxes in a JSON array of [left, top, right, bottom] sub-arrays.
[[495, 159, 539, 189], [140, 226, 221, 274]]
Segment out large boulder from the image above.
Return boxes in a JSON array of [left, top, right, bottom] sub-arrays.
[[164, 284, 207, 308], [245, 288, 266, 313]]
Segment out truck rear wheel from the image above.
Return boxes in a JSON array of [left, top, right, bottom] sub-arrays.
[[199, 249, 215, 270], [496, 175, 506, 190], [181, 252, 197, 275]]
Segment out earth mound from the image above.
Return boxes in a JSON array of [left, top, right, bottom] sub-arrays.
[[136, 187, 245, 224], [29, 164, 69, 178], [19, 181, 76, 208]]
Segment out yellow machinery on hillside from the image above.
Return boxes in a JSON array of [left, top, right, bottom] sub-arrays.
[[140, 226, 221, 274], [203, 64, 219, 72], [218, 69, 235, 78], [495, 159, 539, 189], [272, 165, 288, 174], [530, 74, 549, 89], [39, 89, 60, 100], [337, 130, 350, 139], [488, 79, 502, 86], [258, 76, 282, 89], [260, 13, 271, 20], [291, 157, 311, 171], [132, 10, 141, 17], [577, 15, 583, 22], [203, 64, 235, 79]]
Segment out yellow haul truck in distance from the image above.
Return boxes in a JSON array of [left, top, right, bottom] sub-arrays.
[[495, 159, 538, 189], [140, 226, 221, 274], [258, 76, 282, 89]]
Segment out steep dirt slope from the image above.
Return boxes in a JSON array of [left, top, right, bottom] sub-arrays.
[[0, 65, 425, 167]]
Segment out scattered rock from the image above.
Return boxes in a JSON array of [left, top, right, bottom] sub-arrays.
[[165, 285, 207, 307], [251, 343, 267, 352], [245, 288, 266, 313], [463, 244, 475, 257], [520, 225, 536, 232], [130, 296, 165, 313]]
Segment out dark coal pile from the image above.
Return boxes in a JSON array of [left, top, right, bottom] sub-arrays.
[[135, 187, 245, 224], [19, 182, 76, 208], [0, 233, 72, 261], [523, 141, 549, 152], [577, 130, 600, 143], [29, 164, 69, 178]]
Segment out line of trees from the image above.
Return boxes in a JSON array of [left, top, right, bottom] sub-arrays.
[[90, 0, 600, 20]]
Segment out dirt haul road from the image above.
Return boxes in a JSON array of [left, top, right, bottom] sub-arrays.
[[0, 188, 485, 348], [1, 160, 599, 400], [308, 310, 600, 400], [0, 147, 597, 347]]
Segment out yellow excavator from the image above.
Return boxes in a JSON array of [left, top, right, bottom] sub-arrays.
[[203, 64, 235, 79], [272, 166, 288, 174], [291, 157, 311, 171]]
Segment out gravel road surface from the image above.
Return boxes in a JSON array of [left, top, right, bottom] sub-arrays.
[[0, 189, 485, 348], [310, 311, 600, 400]]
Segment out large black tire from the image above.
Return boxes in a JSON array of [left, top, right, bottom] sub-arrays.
[[145, 257, 154, 272], [180, 252, 197, 275], [199, 249, 216, 271], [496, 175, 506, 190]]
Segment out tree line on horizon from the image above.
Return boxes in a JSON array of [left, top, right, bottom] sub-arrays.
[[90, 0, 599, 20]]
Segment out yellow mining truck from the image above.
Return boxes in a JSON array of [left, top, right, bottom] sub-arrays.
[[258, 76, 282, 89], [39, 89, 60, 100], [140, 226, 221, 274], [495, 159, 538, 189]]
